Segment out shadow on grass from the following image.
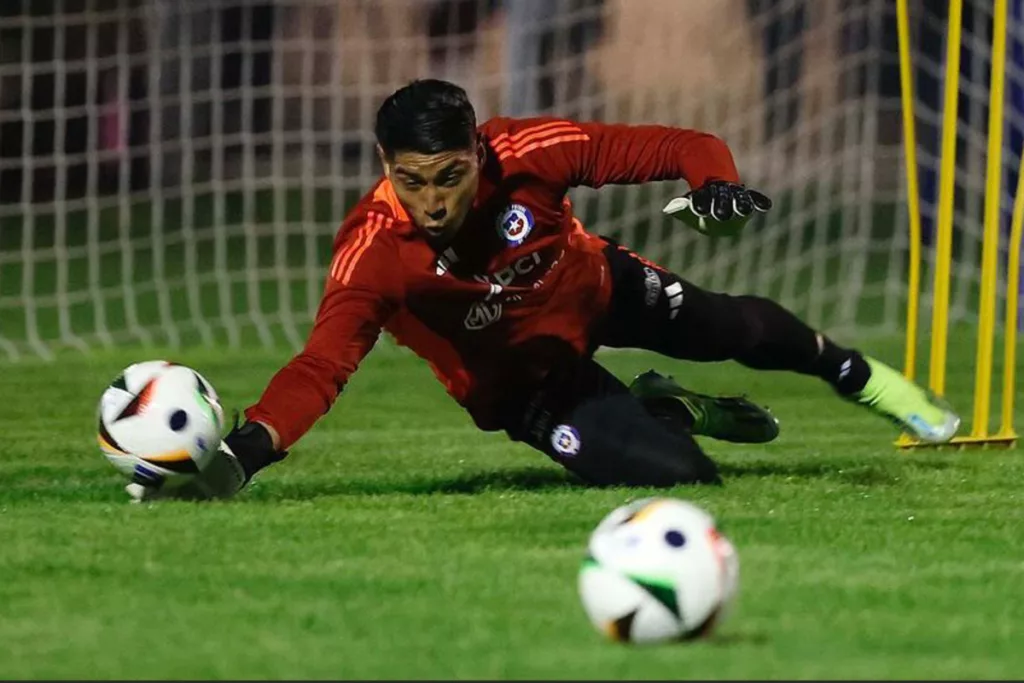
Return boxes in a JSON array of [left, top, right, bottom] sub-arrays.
[[717, 454, 956, 485], [244, 466, 586, 502], [250, 457, 953, 502], [3, 453, 959, 505]]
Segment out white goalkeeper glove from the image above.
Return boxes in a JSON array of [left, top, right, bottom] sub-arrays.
[[125, 441, 248, 503], [125, 420, 284, 503], [663, 180, 772, 237]]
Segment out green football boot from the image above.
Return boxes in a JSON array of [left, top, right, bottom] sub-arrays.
[[629, 370, 780, 444], [851, 357, 960, 443]]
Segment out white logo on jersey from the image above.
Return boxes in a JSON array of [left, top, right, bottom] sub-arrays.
[[474, 252, 543, 289], [497, 203, 534, 246], [464, 301, 503, 331], [463, 252, 543, 331]]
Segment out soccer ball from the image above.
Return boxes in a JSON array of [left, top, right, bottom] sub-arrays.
[[578, 497, 739, 644], [97, 360, 225, 489]]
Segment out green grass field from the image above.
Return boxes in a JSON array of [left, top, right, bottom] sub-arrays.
[[1, 333, 1022, 680]]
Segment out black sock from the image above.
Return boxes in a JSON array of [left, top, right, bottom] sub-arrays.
[[676, 294, 872, 396], [812, 338, 871, 395]]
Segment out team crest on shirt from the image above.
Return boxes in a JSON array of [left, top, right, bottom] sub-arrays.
[[497, 203, 534, 246]]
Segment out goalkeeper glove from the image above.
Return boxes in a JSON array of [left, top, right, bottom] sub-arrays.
[[663, 180, 772, 237], [125, 420, 285, 503]]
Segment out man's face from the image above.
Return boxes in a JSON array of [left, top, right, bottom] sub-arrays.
[[380, 143, 482, 243]]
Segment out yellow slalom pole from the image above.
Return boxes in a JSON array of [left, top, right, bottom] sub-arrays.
[[929, 0, 964, 398], [972, 0, 1009, 438], [897, 0, 922, 384], [1000, 152, 1024, 440]]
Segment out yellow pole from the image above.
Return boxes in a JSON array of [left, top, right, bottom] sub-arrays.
[[1000, 151, 1024, 440], [897, 0, 922, 384], [929, 0, 964, 398], [972, 0, 1009, 438]]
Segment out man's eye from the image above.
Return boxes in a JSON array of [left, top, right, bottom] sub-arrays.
[[440, 174, 463, 187], [402, 178, 425, 189]]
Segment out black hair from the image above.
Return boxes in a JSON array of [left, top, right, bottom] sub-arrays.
[[375, 79, 478, 158]]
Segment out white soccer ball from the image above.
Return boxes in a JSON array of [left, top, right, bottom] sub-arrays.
[[97, 360, 225, 489], [578, 497, 739, 644]]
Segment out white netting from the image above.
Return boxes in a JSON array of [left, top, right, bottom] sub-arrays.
[[0, 0, 1021, 360]]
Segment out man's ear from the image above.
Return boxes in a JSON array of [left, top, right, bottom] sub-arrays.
[[376, 144, 391, 175], [476, 139, 487, 167]]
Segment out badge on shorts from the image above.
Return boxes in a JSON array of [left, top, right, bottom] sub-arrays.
[[551, 424, 581, 457], [497, 203, 534, 246]]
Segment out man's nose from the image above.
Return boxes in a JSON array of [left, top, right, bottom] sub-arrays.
[[426, 205, 447, 221]]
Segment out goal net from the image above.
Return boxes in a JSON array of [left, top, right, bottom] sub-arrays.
[[0, 0, 1020, 360]]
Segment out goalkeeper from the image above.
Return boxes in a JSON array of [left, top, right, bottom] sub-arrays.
[[128, 79, 960, 501]]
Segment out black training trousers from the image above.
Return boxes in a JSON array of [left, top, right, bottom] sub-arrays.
[[504, 240, 823, 487]]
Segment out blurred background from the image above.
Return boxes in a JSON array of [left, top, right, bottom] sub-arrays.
[[0, 0, 1020, 360]]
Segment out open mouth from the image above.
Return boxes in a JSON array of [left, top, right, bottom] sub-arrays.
[[422, 223, 449, 236]]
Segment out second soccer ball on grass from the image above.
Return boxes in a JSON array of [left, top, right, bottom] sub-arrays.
[[578, 497, 739, 644]]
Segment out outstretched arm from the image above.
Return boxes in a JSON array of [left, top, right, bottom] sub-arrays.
[[243, 214, 401, 454], [244, 278, 395, 450], [490, 117, 770, 235], [488, 116, 740, 190], [126, 213, 401, 502], [567, 120, 741, 190]]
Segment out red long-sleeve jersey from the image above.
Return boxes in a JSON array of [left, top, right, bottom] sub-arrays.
[[245, 116, 740, 448]]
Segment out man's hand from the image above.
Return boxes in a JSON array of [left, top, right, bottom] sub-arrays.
[[125, 420, 285, 503], [663, 180, 772, 237], [125, 442, 248, 503]]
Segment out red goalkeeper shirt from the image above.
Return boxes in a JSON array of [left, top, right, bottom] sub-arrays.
[[246, 117, 740, 448]]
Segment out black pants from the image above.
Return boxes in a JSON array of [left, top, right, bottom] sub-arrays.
[[506, 241, 825, 488]]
